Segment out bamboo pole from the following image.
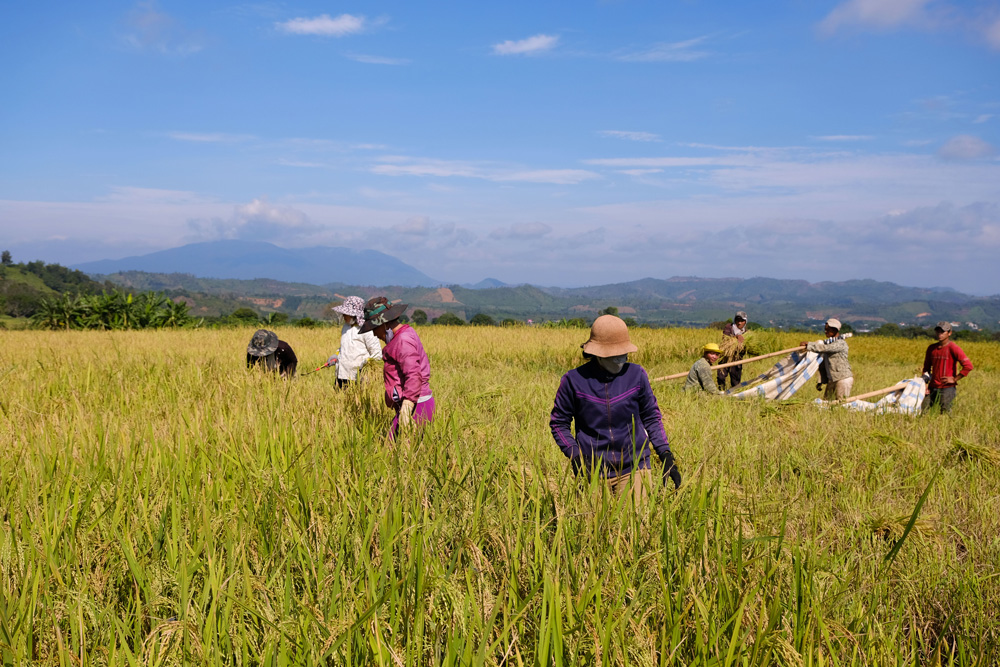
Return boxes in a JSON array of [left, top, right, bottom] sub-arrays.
[[652, 345, 805, 382], [832, 380, 911, 405]]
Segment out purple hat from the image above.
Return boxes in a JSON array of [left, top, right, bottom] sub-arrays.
[[332, 296, 366, 320]]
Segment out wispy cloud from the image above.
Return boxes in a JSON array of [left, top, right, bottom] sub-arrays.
[[599, 130, 661, 142], [489, 222, 552, 240], [492, 34, 559, 55], [974, 114, 994, 124], [277, 158, 328, 168], [615, 36, 711, 62], [937, 134, 998, 161], [819, 0, 1000, 49], [277, 13, 373, 37], [371, 156, 600, 185], [813, 135, 874, 142], [121, 1, 204, 56], [168, 132, 254, 143], [97, 186, 208, 204], [346, 53, 410, 65]]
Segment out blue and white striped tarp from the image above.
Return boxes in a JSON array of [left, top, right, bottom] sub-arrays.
[[817, 376, 926, 415], [725, 351, 823, 401]]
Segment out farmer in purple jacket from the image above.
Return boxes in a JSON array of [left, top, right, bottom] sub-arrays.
[[359, 296, 433, 438], [550, 315, 681, 503]]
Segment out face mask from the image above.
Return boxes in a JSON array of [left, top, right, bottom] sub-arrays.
[[597, 354, 627, 375], [383, 327, 394, 343]]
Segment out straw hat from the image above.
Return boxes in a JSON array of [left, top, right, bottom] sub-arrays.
[[581, 315, 638, 357], [703, 343, 722, 354], [332, 295, 366, 320], [358, 296, 408, 333], [247, 329, 279, 357]]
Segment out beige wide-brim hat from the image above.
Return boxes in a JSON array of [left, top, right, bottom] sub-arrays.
[[581, 315, 638, 357]]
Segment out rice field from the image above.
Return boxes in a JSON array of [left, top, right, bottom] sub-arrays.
[[1, 326, 999, 665]]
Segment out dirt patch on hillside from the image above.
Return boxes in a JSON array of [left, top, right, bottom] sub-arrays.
[[426, 287, 461, 304]]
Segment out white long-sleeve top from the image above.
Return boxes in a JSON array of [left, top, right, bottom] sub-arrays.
[[337, 323, 383, 380]]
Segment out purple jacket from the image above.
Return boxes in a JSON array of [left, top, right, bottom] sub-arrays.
[[550, 360, 672, 478], [382, 324, 431, 408]]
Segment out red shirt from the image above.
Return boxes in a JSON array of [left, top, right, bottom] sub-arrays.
[[922, 340, 973, 389]]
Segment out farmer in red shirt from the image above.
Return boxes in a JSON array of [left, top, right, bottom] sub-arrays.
[[921, 321, 973, 414]]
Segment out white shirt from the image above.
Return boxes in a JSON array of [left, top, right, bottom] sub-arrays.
[[337, 323, 383, 380]]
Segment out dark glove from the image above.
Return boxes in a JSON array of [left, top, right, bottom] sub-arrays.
[[662, 453, 682, 489]]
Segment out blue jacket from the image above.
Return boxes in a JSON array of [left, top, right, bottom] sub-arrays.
[[550, 360, 672, 478]]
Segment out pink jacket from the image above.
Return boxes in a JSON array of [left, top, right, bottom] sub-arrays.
[[382, 324, 432, 408]]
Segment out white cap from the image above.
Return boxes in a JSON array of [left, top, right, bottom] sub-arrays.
[[826, 318, 842, 330]]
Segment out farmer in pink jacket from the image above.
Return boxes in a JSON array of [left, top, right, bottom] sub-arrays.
[[359, 296, 434, 437]]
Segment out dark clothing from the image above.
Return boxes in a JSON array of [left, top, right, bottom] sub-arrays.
[[247, 340, 297, 377], [550, 360, 673, 479], [922, 386, 957, 414], [922, 340, 972, 389], [717, 322, 745, 389]]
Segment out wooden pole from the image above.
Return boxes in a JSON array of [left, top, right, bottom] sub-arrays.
[[832, 381, 911, 405], [652, 345, 805, 382]]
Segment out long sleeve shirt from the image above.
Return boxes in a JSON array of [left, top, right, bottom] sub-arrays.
[[683, 358, 721, 394], [550, 361, 672, 478], [806, 336, 852, 382], [922, 340, 973, 389], [336, 323, 383, 380], [381, 324, 431, 407], [246, 340, 297, 377]]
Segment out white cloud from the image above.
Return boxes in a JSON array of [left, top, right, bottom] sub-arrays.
[[121, 1, 203, 56], [819, 0, 932, 34], [187, 198, 320, 242], [988, 18, 1000, 49], [168, 132, 254, 143], [599, 130, 661, 142], [392, 216, 432, 236], [616, 36, 711, 62], [371, 157, 601, 184], [618, 169, 664, 176], [937, 135, 998, 160], [492, 34, 559, 56], [489, 222, 552, 240], [277, 14, 368, 37], [347, 54, 410, 65], [97, 186, 207, 204], [277, 159, 328, 168], [974, 114, 994, 124], [813, 135, 874, 142]]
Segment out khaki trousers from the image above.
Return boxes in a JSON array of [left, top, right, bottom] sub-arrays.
[[606, 468, 652, 506], [824, 376, 854, 400]]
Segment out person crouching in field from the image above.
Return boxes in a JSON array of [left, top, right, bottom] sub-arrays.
[[684, 343, 723, 394], [922, 321, 973, 414], [246, 329, 297, 378], [359, 296, 434, 438], [550, 315, 681, 503], [801, 318, 853, 400], [330, 296, 382, 389]]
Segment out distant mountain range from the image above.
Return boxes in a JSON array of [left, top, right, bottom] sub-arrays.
[[72, 240, 1000, 327], [72, 240, 440, 287]]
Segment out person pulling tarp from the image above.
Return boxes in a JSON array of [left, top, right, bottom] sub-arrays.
[[725, 349, 823, 400]]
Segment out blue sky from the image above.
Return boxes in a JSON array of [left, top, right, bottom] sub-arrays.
[[2, 1, 999, 293]]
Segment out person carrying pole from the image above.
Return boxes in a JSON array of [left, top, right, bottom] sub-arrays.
[[550, 315, 681, 504], [717, 311, 748, 390], [921, 321, 973, 414], [359, 296, 434, 439], [684, 343, 724, 394], [330, 296, 382, 388], [801, 318, 853, 400]]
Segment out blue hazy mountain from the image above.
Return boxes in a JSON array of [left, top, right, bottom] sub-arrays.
[[72, 240, 440, 287]]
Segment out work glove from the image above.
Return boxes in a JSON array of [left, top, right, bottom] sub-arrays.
[[662, 453, 682, 490], [327, 355, 338, 366], [398, 399, 415, 428]]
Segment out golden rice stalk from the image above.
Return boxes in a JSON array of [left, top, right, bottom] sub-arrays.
[[949, 439, 1000, 466]]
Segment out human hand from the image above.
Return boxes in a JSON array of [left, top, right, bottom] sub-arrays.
[[799, 341, 808, 347], [399, 399, 415, 427], [940, 375, 955, 385]]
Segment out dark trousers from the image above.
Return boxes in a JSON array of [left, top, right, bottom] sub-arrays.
[[922, 386, 957, 414], [717, 365, 743, 390]]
